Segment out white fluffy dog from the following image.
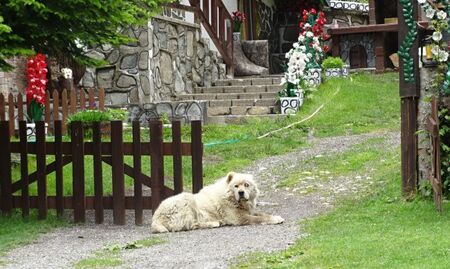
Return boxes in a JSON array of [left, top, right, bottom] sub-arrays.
[[151, 172, 284, 233]]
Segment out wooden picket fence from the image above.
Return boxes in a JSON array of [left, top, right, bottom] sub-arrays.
[[0, 119, 203, 225], [0, 88, 105, 136]]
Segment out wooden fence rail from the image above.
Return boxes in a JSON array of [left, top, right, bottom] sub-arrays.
[[0, 88, 105, 136], [0, 119, 203, 225]]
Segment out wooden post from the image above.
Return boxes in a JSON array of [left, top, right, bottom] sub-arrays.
[[18, 121, 29, 217], [132, 121, 143, 225], [0, 94, 5, 120], [172, 120, 183, 194], [8, 93, 14, 136], [398, 0, 420, 197], [150, 119, 164, 211], [368, 0, 376, 24], [0, 121, 12, 215], [111, 121, 125, 225], [54, 121, 64, 217], [71, 121, 86, 223], [36, 121, 47, 219], [92, 122, 104, 224], [191, 120, 203, 193]]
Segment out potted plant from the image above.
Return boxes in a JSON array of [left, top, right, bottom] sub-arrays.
[[25, 53, 48, 140], [231, 11, 246, 41], [322, 56, 346, 78], [278, 82, 304, 115]]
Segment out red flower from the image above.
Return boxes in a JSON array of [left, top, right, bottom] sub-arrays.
[[324, 45, 330, 53], [26, 53, 48, 106]]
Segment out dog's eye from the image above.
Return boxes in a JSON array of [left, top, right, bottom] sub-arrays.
[[234, 185, 238, 188], [244, 183, 249, 187]]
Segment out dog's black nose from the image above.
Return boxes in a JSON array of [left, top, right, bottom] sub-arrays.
[[238, 190, 245, 197]]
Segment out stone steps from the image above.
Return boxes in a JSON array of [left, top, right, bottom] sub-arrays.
[[175, 76, 284, 123]]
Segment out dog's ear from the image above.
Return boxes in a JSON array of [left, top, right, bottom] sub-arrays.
[[226, 172, 235, 184]]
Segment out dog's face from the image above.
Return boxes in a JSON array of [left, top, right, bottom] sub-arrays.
[[226, 172, 259, 203]]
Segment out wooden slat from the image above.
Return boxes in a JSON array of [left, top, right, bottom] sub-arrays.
[[133, 121, 143, 225], [70, 89, 76, 114], [0, 94, 5, 120], [101, 156, 151, 187], [12, 157, 72, 193], [0, 121, 12, 215], [191, 120, 203, 193], [18, 121, 29, 216], [203, 0, 210, 22], [150, 119, 164, 211], [80, 90, 86, 110], [211, 0, 217, 34], [99, 88, 105, 111], [54, 121, 64, 217], [172, 120, 183, 194], [401, 98, 418, 196], [92, 122, 104, 224], [44, 92, 50, 125], [219, 6, 225, 41], [61, 89, 68, 134], [8, 93, 14, 136], [36, 121, 47, 219], [111, 121, 126, 225], [53, 90, 60, 121], [17, 93, 24, 121], [88, 88, 95, 109], [71, 121, 85, 223]]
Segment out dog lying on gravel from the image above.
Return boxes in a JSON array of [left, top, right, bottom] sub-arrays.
[[151, 172, 284, 233]]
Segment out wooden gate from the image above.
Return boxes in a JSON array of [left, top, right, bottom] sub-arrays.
[[0, 119, 203, 225]]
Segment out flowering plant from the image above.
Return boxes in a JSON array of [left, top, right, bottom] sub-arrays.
[[232, 11, 246, 32], [280, 8, 329, 97], [26, 53, 48, 122], [417, 0, 450, 94]]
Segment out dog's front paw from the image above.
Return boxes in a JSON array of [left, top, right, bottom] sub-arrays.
[[270, 215, 285, 224]]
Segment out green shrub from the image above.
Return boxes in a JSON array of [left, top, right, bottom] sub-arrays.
[[321, 57, 345, 69], [66, 109, 127, 125]]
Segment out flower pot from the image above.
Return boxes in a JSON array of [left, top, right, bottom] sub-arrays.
[[233, 32, 241, 42], [306, 68, 322, 86], [26, 123, 48, 141], [280, 90, 303, 115], [341, 65, 350, 77], [325, 68, 342, 78]]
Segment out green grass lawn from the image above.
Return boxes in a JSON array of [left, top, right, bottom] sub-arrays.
[[0, 72, 401, 258], [234, 145, 450, 268]]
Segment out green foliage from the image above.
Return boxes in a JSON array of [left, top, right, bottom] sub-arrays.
[[439, 107, 450, 197], [66, 109, 127, 124], [321, 56, 345, 69], [0, 0, 173, 70]]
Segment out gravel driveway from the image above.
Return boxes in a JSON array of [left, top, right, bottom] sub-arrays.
[[2, 132, 399, 269]]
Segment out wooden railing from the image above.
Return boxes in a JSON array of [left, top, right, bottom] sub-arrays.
[[166, 0, 233, 72]]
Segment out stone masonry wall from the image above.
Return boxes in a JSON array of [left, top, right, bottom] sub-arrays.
[[80, 15, 226, 106], [0, 57, 27, 96]]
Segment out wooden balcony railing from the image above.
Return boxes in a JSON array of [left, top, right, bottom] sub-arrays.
[[165, 0, 233, 73]]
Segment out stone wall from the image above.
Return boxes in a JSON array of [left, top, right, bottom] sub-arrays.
[[0, 57, 27, 96], [339, 34, 375, 68], [80, 15, 226, 106], [128, 101, 207, 125], [417, 68, 439, 186]]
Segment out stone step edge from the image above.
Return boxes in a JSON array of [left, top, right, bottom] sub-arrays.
[[205, 114, 286, 125], [177, 92, 278, 101], [194, 85, 283, 94], [208, 98, 278, 107], [207, 106, 278, 116]]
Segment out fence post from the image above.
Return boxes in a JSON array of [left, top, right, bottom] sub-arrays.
[[17, 93, 24, 121], [71, 121, 85, 223], [150, 119, 164, 211], [111, 121, 125, 225], [54, 120, 64, 217], [133, 120, 143, 225], [44, 92, 50, 129], [36, 121, 47, 219], [8, 93, 14, 136], [92, 122, 104, 224], [172, 120, 183, 194], [191, 120, 203, 193], [61, 90, 68, 134], [19, 121, 29, 217], [0, 94, 5, 120], [0, 121, 12, 215]]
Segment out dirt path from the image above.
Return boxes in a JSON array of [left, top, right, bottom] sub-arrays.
[[2, 132, 399, 269]]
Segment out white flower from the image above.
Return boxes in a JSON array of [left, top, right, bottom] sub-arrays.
[[417, 0, 426, 4], [307, 53, 313, 58], [437, 10, 447, 20], [432, 31, 443, 42], [293, 42, 299, 49], [437, 50, 449, 62], [306, 31, 314, 38], [298, 35, 305, 42], [426, 7, 435, 18], [299, 45, 306, 52], [431, 44, 440, 56], [304, 23, 311, 28]]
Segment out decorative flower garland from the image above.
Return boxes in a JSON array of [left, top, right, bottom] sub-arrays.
[[399, 0, 418, 83], [417, 0, 450, 94], [26, 53, 48, 122], [281, 8, 329, 97]]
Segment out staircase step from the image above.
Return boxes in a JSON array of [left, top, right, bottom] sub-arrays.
[[208, 106, 274, 116], [213, 76, 283, 87], [177, 91, 278, 101]]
